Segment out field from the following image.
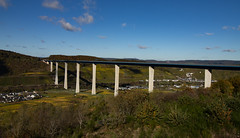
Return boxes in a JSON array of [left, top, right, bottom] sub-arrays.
[[0, 88, 114, 114]]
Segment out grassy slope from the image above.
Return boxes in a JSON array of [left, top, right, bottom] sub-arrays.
[[0, 50, 48, 75], [0, 89, 113, 117], [0, 50, 52, 90]]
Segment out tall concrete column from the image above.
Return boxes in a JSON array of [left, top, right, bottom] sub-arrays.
[[114, 65, 120, 96], [204, 69, 212, 88], [50, 62, 53, 72], [55, 62, 58, 85], [64, 62, 68, 89], [76, 63, 80, 93], [92, 64, 96, 95], [148, 66, 154, 93]]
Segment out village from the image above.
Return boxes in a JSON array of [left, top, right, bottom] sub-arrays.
[[0, 91, 42, 103], [118, 72, 217, 90]]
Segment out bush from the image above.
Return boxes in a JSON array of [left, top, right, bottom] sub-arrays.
[[136, 101, 162, 126], [204, 100, 232, 126], [212, 80, 234, 95], [229, 76, 240, 97], [165, 105, 189, 127], [225, 97, 240, 111], [106, 91, 149, 126]]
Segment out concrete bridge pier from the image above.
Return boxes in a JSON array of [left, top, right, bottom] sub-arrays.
[[92, 64, 96, 95], [64, 62, 68, 89], [55, 62, 58, 85], [149, 66, 154, 93], [50, 62, 53, 72], [76, 63, 80, 93], [114, 65, 120, 96], [204, 69, 212, 88]]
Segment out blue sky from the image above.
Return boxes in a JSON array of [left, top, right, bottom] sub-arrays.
[[0, 0, 240, 60]]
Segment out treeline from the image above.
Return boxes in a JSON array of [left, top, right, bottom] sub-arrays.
[[1, 77, 240, 137]]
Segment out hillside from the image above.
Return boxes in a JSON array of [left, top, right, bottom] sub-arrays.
[[1, 50, 240, 92], [0, 50, 48, 75]]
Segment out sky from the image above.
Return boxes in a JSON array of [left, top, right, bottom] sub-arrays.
[[0, 0, 240, 60]]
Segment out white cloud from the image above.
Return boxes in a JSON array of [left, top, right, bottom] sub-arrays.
[[83, 0, 95, 10], [222, 26, 229, 30], [205, 47, 212, 50], [39, 16, 56, 22], [138, 45, 148, 49], [222, 25, 239, 31], [58, 18, 82, 32], [73, 13, 94, 24], [122, 23, 127, 27], [42, 0, 63, 10], [205, 46, 220, 50], [222, 49, 236, 52], [205, 33, 214, 36], [197, 32, 214, 36], [98, 35, 107, 39], [0, 0, 9, 8]]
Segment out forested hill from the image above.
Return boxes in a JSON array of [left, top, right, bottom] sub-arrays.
[[0, 50, 48, 75]]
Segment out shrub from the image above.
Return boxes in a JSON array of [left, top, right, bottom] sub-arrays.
[[212, 80, 234, 95], [85, 96, 108, 131], [106, 91, 149, 125], [136, 101, 162, 126], [178, 95, 195, 105], [166, 105, 189, 127], [229, 76, 240, 97], [225, 97, 240, 111], [204, 100, 232, 126]]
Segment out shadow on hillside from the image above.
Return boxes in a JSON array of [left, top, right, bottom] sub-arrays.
[[56, 64, 91, 85], [56, 64, 116, 89], [121, 66, 142, 74], [0, 60, 10, 76]]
